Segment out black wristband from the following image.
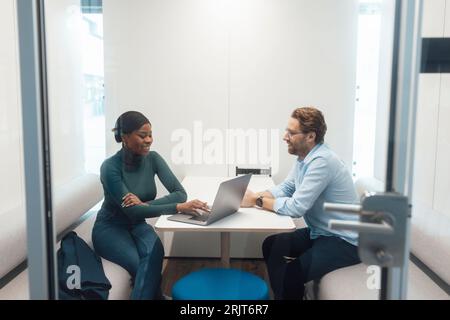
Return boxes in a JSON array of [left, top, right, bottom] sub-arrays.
[[256, 196, 264, 207]]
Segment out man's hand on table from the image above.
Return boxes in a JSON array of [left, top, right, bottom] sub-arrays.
[[241, 189, 276, 213], [241, 190, 258, 207]]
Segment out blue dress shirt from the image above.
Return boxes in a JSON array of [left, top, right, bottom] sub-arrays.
[[269, 144, 359, 246]]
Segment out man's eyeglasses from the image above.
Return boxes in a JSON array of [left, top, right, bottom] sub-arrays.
[[285, 130, 304, 139]]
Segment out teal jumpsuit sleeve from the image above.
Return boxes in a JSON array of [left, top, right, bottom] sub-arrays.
[[100, 153, 187, 220]]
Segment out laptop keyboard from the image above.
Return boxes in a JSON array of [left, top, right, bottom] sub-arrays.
[[190, 215, 208, 222]]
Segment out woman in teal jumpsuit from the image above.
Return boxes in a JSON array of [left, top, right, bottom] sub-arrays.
[[92, 111, 208, 299]]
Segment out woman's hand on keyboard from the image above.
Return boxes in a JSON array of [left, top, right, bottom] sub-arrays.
[[176, 200, 210, 216]]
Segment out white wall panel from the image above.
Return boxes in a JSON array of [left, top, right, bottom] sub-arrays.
[[103, 0, 229, 178], [445, 0, 450, 37], [0, 0, 25, 216], [422, 0, 446, 37], [433, 74, 450, 216], [228, 0, 358, 183], [45, 0, 86, 188], [412, 75, 440, 208], [411, 202, 450, 284]]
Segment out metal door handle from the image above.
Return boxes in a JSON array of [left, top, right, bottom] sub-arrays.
[[329, 220, 393, 235], [324, 202, 362, 214]]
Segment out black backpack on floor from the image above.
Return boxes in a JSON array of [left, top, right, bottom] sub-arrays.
[[57, 231, 111, 300]]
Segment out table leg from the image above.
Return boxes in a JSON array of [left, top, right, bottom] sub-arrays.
[[221, 232, 230, 268]]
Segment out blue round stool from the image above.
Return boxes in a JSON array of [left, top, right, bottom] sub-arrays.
[[172, 268, 270, 300]]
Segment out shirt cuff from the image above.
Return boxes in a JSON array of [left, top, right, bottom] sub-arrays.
[[269, 186, 286, 198], [273, 197, 290, 214]]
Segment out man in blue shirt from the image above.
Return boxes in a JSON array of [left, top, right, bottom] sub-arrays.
[[242, 107, 361, 300]]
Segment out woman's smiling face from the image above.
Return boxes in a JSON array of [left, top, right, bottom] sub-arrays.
[[123, 123, 153, 155]]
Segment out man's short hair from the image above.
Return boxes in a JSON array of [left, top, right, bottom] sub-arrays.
[[291, 107, 327, 144]]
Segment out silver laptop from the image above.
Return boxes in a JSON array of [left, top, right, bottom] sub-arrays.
[[168, 174, 252, 226]]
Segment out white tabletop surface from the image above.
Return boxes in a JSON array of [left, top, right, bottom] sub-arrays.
[[155, 176, 296, 232]]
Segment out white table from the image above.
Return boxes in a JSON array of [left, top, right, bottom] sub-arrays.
[[155, 176, 296, 267]]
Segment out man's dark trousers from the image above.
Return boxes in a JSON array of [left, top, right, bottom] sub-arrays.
[[262, 228, 361, 300]]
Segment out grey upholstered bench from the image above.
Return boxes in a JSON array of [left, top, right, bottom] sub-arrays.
[[0, 174, 132, 300]]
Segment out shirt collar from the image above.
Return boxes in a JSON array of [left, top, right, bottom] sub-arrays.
[[297, 143, 324, 165]]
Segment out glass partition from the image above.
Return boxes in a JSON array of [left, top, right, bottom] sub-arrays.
[[16, 0, 448, 302], [0, 0, 29, 299], [38, 0, 395, 300]]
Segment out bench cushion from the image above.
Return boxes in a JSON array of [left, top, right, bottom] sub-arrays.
[[53, 174, 104, 235], [0, 213, 132, 300], [317, 262, 449, 300], [0, 174, 103, 280], [0, 206, 27, 279], [0, 173, 133, 300], [411, 201, 450, 285]]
